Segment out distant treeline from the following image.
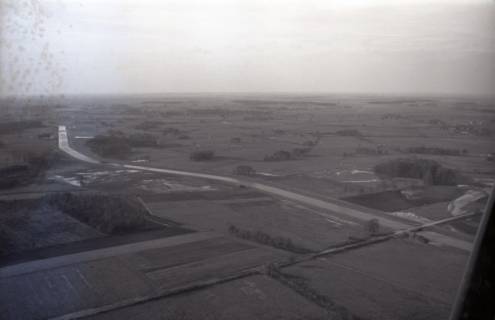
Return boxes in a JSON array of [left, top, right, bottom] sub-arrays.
[[233, 99, 337, 107], [190, 150, 215, 161], [402, 146, 466, 156], [0, 152, 53, 189], [86, 130, 159, 159], [334, 129, 362, 137], [367, 99, 435, 104], [0, 120, 44, 135], [264, 148, 311, 161], [228, 225, 312, 254]]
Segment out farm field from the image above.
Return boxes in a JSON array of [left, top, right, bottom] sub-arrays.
[[283, 238, 469, 320], [0, 93, 493, 319]]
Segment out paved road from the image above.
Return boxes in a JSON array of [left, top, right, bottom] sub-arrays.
[[58, 126, 99, 164], [58, 125, 473, 251]]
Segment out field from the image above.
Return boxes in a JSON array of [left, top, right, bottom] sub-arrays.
[[0, 93, 493, 319], [0, 233, 291, 319], [283, 238, 469, 320], [88, 275, 329, 320]]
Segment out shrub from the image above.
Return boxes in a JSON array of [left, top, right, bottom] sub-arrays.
[[228, 225, 312, 254], [404, 146, 462, 156], [190, 150, 215, 161], [0, 151, 52, 189], [264, 150, 292, 161], [37, 132, 54, 140], [135, 120, 162, 130], [86, 134, 131, 159], [335, 129, 362, 137], [356, 146, 387, 155], [373, 158, 469, 186], [365, 218, 380, 235], [0, 120, 44, 134], [86, 130, 160, 158], [163, 127, 181, 136], [302, 140, 316, 147], [47, 193, 147, 234], [233, 165, 256, 176], [127, 133, 159, 147], [291, 148, 311, 158]]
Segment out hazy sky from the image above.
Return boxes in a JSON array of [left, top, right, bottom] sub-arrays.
[[1, 0, 494, 96]]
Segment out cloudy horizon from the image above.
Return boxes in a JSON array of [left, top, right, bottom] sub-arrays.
[[1, 0, 494, 97]]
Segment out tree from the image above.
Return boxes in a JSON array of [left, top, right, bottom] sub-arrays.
[[264, 150, 292, 161], [365, 218, 380, 236], [233, 165, 256, 176], [190, 150, 215, 161]]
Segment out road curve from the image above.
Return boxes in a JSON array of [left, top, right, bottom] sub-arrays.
[[58, 125, 473, 251], [58, 126, 100, 164]]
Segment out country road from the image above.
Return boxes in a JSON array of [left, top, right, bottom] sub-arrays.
[[58, 126, 99, 164], [58, 126, 473, 251]]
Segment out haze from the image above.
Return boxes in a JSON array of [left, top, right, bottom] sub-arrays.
[[1, 0, 494, 97]]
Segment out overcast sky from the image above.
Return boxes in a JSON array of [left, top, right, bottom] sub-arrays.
[[1, 0, 494, 97]]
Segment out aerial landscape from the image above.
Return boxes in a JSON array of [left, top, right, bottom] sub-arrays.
[[0, 93, 493, 319], [1, 0, 494, 318]]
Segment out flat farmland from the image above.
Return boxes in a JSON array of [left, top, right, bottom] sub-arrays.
[[282, 238, 469, 320], [144, 195, 363, 252], [61, 95, 493, 208], [87, 275, 329, 320], [1, 94, 492, 319], [0, 233, 288, 320]]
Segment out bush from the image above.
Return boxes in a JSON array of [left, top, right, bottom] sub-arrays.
[[0, 120, 44, 134], [86, 134, 132, 159], [163, 127, 181, 136], [0, 151, 52, 189], [47, 193, 147, 234], [37, 132, 54, 140], [233, 165, 256, 176], [228, 225, 312, 254], [335, 129, 362, 137], [365, 218, 380, 235], [264, 150, 292, 161], [190, 150, 215, 161], [291, 147, 311, 158], [356, 146, 387, 155], [86, 131, 160, 159], [127, 133, 159, 147], [374, 158, 469, 186], [302, 140, 316, 147], [135, 120, 162, 130], [404, 146, 462, 156]]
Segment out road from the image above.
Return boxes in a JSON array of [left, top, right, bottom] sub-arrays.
[[58, 126, 100, 164], [58, 125, 473, 251]]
